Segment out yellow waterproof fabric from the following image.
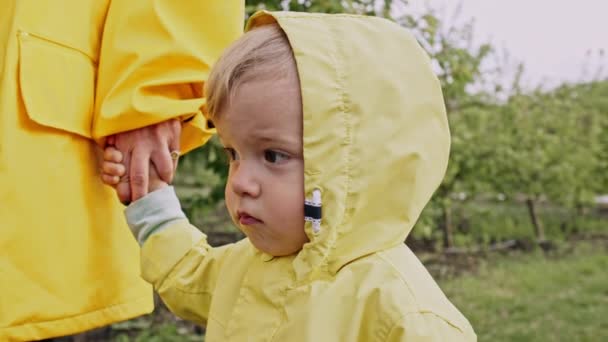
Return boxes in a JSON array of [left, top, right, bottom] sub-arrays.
[[139, 11, 476, 341], [0, 1, 243, 340]]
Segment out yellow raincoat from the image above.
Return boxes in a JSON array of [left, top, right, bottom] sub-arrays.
[[0, 1, 243, 340], [136, 11, 476, 341]]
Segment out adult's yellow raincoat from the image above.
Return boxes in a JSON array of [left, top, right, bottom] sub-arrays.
[[0, 1, 243, 340], [133, 11, 476, 341]]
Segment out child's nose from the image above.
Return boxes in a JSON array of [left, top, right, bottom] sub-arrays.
[[229, 163, 261, 198]]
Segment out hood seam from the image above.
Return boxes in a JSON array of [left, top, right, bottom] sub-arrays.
[[325, 20, 354, 276]]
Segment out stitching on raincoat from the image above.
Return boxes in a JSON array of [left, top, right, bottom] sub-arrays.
[[1, 293, 150, 329], [163, 284, 215, 296], [375, 251, 421, 310], [224, 276, 248, 338], [17, 30, 97, 62], [385, 310, 466, 339], [415, 311, 466, 332], [376, 251, 467, 334], [278, 13, 390, 24], [225, 252, 276, 339], [207, 315, 226, 329], [159, 238, 232, 295], [325, 13, 354, 273], [297, 18, 348, 278], [268, 283, 291, 341], [283, 15, 340, 283]]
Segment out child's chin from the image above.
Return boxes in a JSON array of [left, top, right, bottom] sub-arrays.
[[250, 240, 302, 257]]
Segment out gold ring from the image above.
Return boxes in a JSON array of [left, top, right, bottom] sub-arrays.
[[170, 150, 180, 160]]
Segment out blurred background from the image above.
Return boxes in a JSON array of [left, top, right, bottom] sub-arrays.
[[95, 1, 607, 341]]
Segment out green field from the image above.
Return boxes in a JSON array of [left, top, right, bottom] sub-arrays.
[[440, 242, 608, 342]]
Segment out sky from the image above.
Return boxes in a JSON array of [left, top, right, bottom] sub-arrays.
[[405, 0, 607, 90]]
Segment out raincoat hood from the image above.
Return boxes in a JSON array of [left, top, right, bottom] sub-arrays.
[[247, 12, 450, 281]]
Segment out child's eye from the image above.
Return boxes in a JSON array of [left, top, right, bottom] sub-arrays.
[[264, 150, 290, 164], [223, 148, 239, 162]]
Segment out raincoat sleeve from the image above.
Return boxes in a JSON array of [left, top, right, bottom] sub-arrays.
[[93, 0, 243, 153], [125, 186, 235, 325], [386, 312, 477, 341]]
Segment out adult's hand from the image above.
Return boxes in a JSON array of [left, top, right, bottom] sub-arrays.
[[108, 119, 181, 204]]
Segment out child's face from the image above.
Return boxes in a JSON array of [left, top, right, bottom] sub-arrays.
[[215, 75, 308, 256]]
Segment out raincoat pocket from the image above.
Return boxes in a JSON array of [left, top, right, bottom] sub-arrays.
[[18, 31, 95, 138]]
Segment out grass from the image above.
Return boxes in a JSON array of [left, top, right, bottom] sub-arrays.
[[439, 242, 608, 342]]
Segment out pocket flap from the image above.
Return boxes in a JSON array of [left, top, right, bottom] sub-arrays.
[[18, 32, 95, 138]]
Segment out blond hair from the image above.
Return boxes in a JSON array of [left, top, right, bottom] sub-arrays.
[[204, 24, 296, 120]]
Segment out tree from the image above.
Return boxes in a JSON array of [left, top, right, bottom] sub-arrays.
[[484, 81, 605, 241], [396, 6, 496, 248]]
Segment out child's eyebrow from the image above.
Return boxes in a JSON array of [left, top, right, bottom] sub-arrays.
[[250, 133, 300, 147], [217, 129, 301, 149]]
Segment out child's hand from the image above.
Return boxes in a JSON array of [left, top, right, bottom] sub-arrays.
[[101, 147, 169, 196], [101, 146, 126, 186]]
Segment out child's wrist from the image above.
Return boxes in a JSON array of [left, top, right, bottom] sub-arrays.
[[149, 181, 169, 193]]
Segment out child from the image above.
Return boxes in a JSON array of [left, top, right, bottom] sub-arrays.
[[102, 11, 476, 341]]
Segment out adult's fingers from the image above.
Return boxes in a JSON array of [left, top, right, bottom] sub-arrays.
[[116, 150, 132, 205], [168, 120, 182, 176], [151, 148, 174, 184], [129, 148, 150, 201]]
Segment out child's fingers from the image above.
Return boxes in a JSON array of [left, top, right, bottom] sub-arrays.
[[101, 174, 120, 186], [102, 161, 126, 177], [104, 146, 124, 163]]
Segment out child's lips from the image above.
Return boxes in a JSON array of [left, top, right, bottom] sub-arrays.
[[238, 212, 262, 225]]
